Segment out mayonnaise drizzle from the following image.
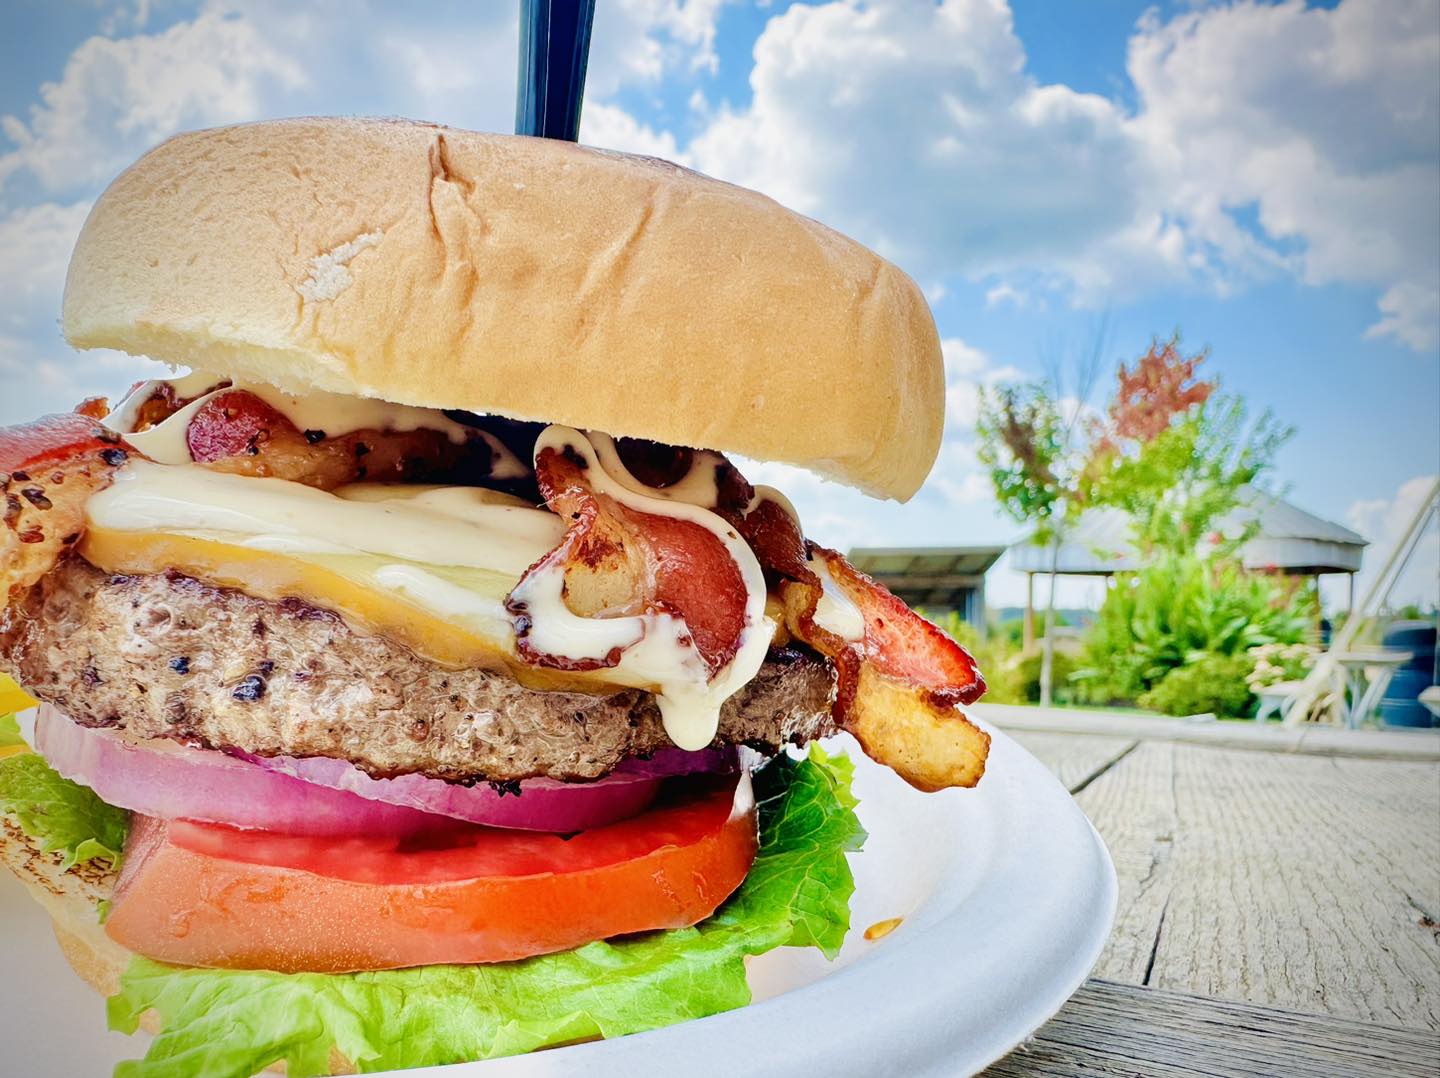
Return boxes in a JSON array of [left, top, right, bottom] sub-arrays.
[[106, 372, 526, 479], [508, 427, 773, 750], [809, 551, 867, 642], [587, 432, 731, 507]]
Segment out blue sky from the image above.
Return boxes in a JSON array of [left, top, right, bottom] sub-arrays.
[[1, 0, 1436, 609]]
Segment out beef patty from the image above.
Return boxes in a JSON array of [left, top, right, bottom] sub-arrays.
[[0, 559, 837, 782]]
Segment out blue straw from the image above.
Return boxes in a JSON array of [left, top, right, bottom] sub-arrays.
[[515, 0, 596, 141]]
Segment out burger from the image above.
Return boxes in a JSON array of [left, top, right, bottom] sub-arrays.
[[0, 118, 988, 1076]]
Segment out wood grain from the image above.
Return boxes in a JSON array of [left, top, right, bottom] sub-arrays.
[[1075, 742, 1440, 1029], [984, 979, 1440, 1077], [1006, 731, 1137, 793], [976, 702, 1440, 761]]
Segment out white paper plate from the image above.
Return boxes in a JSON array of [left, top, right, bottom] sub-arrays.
[[0, 722, 1114, 1077]]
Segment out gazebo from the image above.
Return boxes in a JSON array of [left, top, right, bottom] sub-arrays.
[[1008, 488, 1367, 649], [846, 546, 1006, 633]]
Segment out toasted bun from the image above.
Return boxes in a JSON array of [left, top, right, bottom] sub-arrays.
[[0, 818, 128, 986], [62, 118, 943, 500]]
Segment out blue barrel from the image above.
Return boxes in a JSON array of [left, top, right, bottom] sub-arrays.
[[1379, 620, 1438, 728]]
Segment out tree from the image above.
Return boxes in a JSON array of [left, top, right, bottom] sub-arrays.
[[977, 331, 1287, 709], [977, 346, 1101, 707], [1087, 335, 1292, 558]]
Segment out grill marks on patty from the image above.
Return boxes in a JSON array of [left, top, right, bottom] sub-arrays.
[[0, 559, 836, 783]]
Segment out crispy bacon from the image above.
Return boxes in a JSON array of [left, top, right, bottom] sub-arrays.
[[0, 410, 129, 603], [715, 462, 989, 789], [185, 389, 497, 491], [508, 444, 749, 676], [773, 544, 989, 791], [512, 433, 990, 790]]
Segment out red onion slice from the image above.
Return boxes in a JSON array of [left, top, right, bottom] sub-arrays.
[[35, 704, 450, 837], [36, 704, 737, 835], [246, 745, 738, 832]]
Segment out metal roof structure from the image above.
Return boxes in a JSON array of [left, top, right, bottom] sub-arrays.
[[846, 546, 1006, 619], [1008, 487, 1367, 577]]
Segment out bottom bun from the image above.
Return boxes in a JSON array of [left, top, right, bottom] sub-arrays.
[[1, 816, 359, 1074]]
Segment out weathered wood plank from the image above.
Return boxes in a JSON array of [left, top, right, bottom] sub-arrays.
[[984, 979, 1440, 1077], [1076, 741, 1440, 1029], [1005, 731, 1136, 793], [1072, 740, 1181, 985], [975, 702, 1440, 761]]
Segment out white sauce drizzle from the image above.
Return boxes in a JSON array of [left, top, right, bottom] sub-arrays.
[[87, 396, 788, 752], [508, 427, 773, 751], [105, 372, 526, 479], [587, 432, 730, 507], [808, 551, 867, 642]]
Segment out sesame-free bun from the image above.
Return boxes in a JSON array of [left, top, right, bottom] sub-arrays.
[[62, 118, 943, 501]]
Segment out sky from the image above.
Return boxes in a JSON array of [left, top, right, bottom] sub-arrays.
[[1, 0, 1436, 611]]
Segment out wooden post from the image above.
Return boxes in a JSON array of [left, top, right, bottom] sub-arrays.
[[1023, 572, 1035, 652]]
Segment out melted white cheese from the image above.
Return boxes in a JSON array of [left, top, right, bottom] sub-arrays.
[[87, 461, 562, 576], [508, 427, 773, 750]]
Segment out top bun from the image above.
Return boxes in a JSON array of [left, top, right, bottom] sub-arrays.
[[63, 118, 943, 500]]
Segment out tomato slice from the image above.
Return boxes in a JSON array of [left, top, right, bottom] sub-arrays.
[[104, 774, 757, 973]]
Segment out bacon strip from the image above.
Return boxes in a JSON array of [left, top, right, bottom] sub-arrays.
[[508, 444, 749, 676], [793, 546, 988, 791], [727, 485, 989, 790], [184, 389, 500, 490], [1, 410, 130, 603]]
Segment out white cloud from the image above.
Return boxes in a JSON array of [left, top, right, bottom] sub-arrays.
[[1345, 475, 1440, 611], [0, 9, 305, 199], [0, 201, 90, 333], [1365, 281, 1440, 352], [599, 0, 729, 79], [689, 0, 1161, 288], [1128, 0, 1440, 352], [985, 282, 1027, 308], [581, 103, 688, 160], [939, 336, 1023, 430], [681, 0, 1438, 351]]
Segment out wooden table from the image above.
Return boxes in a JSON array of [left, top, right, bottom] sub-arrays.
[[974, 706, 1440, 1077]]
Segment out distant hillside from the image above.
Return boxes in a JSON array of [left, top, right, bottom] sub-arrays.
[[992, 606, 1097, 630]]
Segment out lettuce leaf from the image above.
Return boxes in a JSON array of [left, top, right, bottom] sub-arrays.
[[0, 750, 128, 869], [0, 711, 22, 750], [107, 746, 866, 1078]]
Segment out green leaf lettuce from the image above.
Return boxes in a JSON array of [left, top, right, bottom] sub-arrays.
[[0, 749, 128, 870], [105, 745, 866, 1078], [0, 711, 23, 749]]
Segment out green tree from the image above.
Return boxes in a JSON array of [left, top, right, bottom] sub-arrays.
[[977, 368, 1097, 707], [1086, 335, 1292, 557]]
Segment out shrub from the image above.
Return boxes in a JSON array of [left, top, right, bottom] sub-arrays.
[[1015, 649, 1080, 704], [1246, 642, 1320, 690], [1139, 654, 1256, 717], [1074, 553, 1315, 705]]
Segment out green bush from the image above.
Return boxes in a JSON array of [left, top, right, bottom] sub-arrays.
[[1074, 553, 1315, 706], [1246, 642, 1320, 691], [1138, 654, 1255, 717], [1015, 649, 1079, 704]]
